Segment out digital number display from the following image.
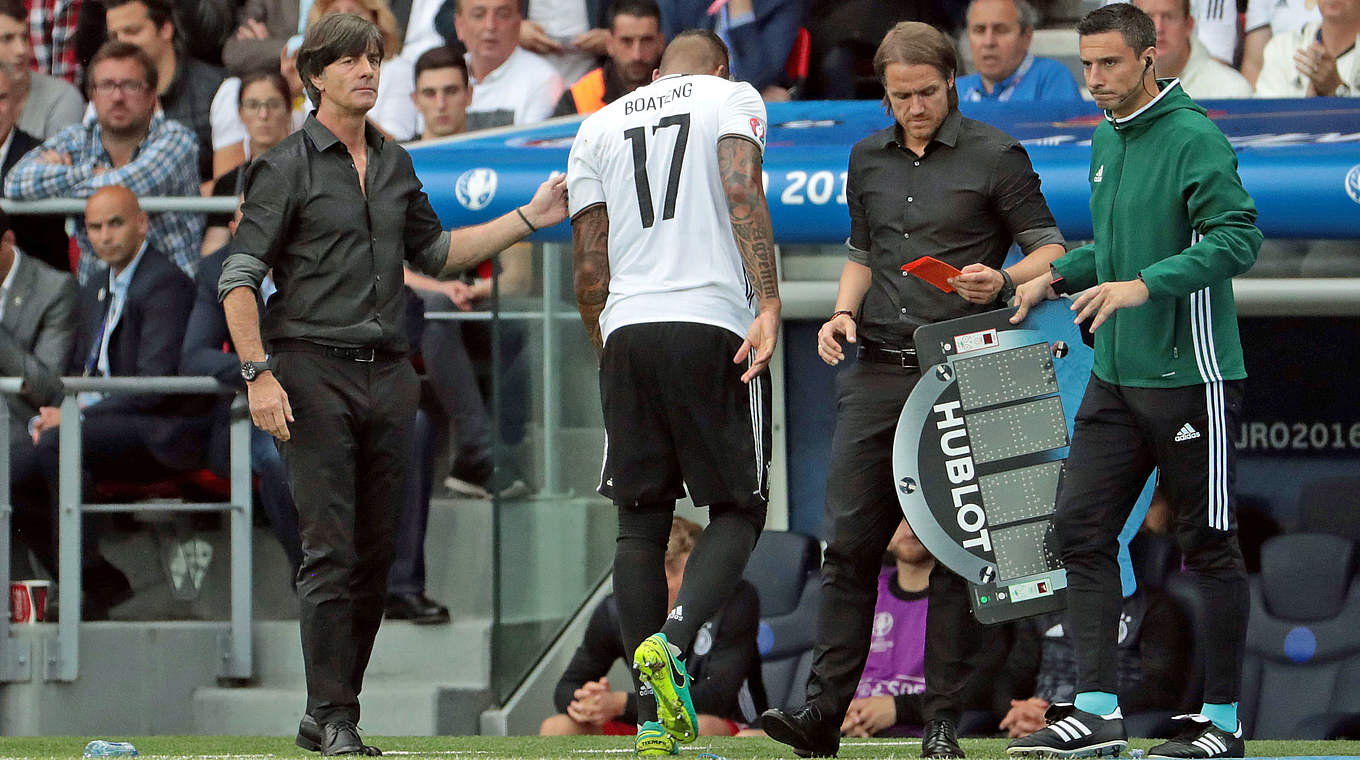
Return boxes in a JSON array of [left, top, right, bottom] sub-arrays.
[[968, 397, 1069, 464], [979, 461, 1063, 525], [955, 343, 1057, 410]]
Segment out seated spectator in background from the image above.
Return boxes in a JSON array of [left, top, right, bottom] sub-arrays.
[[553, 0, 664, 116], [408, 45, 471, 138], [803, 0, 963, 99], [0, 65, 70, 273], [1136, 0, 1252, 97], [0, 0, 85, 139], [21, 0, 84, 83], [15, 186, 204, 619], [1242, 0, 1320, 85], [515, 0, 609, 84], [1103, 0, 1240, 65], [1256, 0, 1359, 96], [840, 520, 933, 739], [105, 0, 223, 182], [210, 43, 308, 178], [658, 0, 804, 98], [996, 534, 1191, 738], [958, 0, 1081, 102], [453, 0, 565, 129], [4, 41, 203, 285], [305, 0, 419, 139], [539, 517, 766, 737], [201, 70, 296, 254], [181, 210, 304, 575]]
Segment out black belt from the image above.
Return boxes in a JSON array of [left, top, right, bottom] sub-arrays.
[[270, 338, 404, 363], [858, 340, 919, 368]]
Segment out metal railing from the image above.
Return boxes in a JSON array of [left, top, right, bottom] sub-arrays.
[[1, 377, 252, 683]]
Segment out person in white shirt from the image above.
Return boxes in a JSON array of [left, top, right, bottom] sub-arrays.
[[1256, 0, 1360, 95], [1104, 0, 1240, 64], [1136, 0, 1254, 96], [566, 29, 779, 757], [1241, 0, 1322, 85], [453, 0, 565, 128]]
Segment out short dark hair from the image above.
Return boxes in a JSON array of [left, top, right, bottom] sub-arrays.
[[413, 44, 468, 85], [658, 29, 728, 73], [1078, 3, 1156, 56], [609, 0, 661, 27], [87, 40, 159, 95], [103, 0, 175, 32], [874, 21, 959, 108], [297, 12, 385, 105], [0, 0, 27, 24], [237, 68, 291, 107]]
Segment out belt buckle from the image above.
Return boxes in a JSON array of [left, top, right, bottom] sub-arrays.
[[355, 348, 375, 363]]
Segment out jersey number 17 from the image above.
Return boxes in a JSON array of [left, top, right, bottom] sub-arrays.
[[623, 113, 690, 228]]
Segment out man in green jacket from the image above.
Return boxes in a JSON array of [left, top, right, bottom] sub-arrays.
[[1006, 4, 1262, 759]]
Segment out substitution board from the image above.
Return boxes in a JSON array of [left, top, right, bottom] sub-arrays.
[[892, 300, 1092, 624]]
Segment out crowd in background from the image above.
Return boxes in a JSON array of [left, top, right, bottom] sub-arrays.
[[1, 0, 1356, 616]]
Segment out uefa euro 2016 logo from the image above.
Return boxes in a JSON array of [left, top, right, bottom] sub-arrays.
[[1346, 164, 1360, 205], [456, 168, 498, 211]]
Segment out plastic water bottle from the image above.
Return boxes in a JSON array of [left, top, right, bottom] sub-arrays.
[[83, 741, 139, 757]]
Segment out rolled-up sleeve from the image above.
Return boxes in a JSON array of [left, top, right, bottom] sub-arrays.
[[217, 159, 293, 301], [403, 182, 450, 276]]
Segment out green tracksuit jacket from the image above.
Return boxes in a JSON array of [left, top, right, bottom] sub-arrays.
[[1052, 80, 1262, 389]]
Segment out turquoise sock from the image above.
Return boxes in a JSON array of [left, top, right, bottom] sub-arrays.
[[1073, 691, 1119, 716], [1200, 702, 1238, 732]]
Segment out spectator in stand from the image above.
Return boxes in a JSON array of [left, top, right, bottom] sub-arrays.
[[1103, 0, 1240, 67], [1256, 0, 1360, 96], [104, 0, 224, 182], [306, 0, 419, 139], [514, 0, 609, 85], [958, 0, 1081, 101], [1242, 0, 1320, 86], [223, 0, 420, 75], [4, 41, 202, 285], [657, 0, 804, 98], [540, 516, 766, 737], [408, 45, 471, 137], [16, 185, 206, 620], [452, 0, 565, 129], [553, 0, 665, 116], [0, 0, 84, 138], [202, 71, 295, 253], [839, 520, 933, 739], [0, 65, 70, 273], [210, 41, 307, 179], [21, 0, 84, 82], [1135, 0, 1253, 97]]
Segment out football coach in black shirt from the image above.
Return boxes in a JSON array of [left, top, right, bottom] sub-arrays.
[[218, 13, 567, 756], [762, 21, 1067, 759]]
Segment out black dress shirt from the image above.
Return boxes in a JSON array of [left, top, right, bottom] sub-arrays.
[[218, 115, 450, 353], [846, 109, 1063, 346]]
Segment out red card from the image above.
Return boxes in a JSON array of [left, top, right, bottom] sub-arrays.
[[902, 256, 962, 293]]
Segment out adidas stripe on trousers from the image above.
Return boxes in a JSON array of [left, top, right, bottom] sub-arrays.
[[1054, 375, 1249, 704]]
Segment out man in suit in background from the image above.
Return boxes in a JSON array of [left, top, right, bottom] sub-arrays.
[[17, 185, 205, 618], [0, 65, 71, 274]]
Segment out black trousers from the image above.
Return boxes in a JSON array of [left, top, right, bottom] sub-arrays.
[[273, 350, 418, 724], [804, 360, 988, 723], [1056, 376, 1247, 704]]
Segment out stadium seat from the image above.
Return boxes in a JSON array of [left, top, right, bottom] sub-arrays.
[[1239, 533, 1360, 738], [743, 529, 822, 713]]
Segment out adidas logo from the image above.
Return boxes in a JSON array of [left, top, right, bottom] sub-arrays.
[[1193, 733, 1230, 755], [1093, 165, 1105, 183], [666, 605, 684, 622], [1174, 423, 1201, 442]]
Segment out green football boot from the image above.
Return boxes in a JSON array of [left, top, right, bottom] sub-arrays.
[[633, 633, 698, 744], [635, 720, 679, 756]]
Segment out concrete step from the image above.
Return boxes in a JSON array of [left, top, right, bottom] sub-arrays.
[[192, 681, 495, 737]]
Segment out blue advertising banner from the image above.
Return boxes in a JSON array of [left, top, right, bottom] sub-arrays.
[[409, 98, 1360, 243]]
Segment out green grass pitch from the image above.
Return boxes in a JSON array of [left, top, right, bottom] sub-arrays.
[[1, 736, 1359, 760]]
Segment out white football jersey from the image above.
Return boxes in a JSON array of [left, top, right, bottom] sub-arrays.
[[567, 74, 768, 343]]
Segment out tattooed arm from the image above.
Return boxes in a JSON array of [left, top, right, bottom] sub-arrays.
[[718, 134, 781, 383], [572, 204, 611, 356]]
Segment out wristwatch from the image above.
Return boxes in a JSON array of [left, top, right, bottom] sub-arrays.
[[995, 268, 1016, 304], [240, 360, 269, 382]]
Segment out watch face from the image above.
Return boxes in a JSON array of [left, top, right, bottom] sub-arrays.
[[241, 362, 257, 381]]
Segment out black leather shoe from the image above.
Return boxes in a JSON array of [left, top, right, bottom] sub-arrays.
[[297, 715, 382, 756], [760, 704, 839, 758], [384, 593, 451, 625], [321, 720, 372, 756], [923, 717, 966, 758]]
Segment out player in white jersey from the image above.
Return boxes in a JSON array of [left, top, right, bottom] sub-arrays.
[[567, 29, 781, 757]]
